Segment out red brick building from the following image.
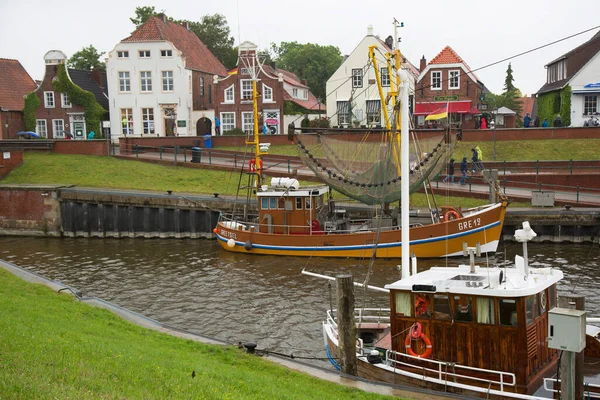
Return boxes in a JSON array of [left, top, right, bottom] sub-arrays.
[[30, 50, 109, 139], [415, 46, 486, 129], [0, 59, 37, 139], [215, 41, 323, 135]]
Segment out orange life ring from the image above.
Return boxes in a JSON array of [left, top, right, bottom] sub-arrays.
[[405, 323, 433, 359], [444, 210, 460, 221], [249, 158, 262, 172]]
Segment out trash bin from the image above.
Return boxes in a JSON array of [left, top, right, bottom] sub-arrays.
[[203, 134, 213, 149], [191, 147, 201, 163]]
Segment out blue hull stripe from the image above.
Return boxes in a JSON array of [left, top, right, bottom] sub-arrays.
[[325, 344, 340, 371], [217, 221, 501, 253]]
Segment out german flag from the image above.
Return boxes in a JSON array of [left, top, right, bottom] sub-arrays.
[[425, 103, 448, 121], [228, 67, 238, 75]]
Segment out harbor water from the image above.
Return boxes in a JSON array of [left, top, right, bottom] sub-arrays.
[[1, 237, 599, 368]]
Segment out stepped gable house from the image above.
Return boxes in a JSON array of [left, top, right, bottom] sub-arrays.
[[536, 29, 600, 127], [106, 14, 227, 139], [415, 46, 486, 129], [326, 26, 418, 128], [29, 50, 108, 139], [0, 59, 37, 139], [215, 41, 324, 136]]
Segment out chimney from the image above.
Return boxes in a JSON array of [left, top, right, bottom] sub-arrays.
[[385, 35, 393, 49], [270, 61, 277, 71], [91, 67, 105, 89], [367, 25, 373, 36], [301, 79, 307, 85], [420, 55, 426, 72], [156, 13, 167, 23], [185, 21, 190, 30]]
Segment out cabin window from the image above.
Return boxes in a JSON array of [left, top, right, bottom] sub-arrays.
[[261, 198, 268, 209], [295, 198, 303, 210], [539, 290, 547, 315], [433, 294, 451, 320], [548, 285, 557, 309], [305, 198, 312, 210], [454, 295, 473, 322], [499, 299, 518, 327], [415, 293, 431, 319], [278, 197, 285, 209], [394, 292, 411, 316], [525, 295, 539, 325], [476, 297, 495, 324], [269, 197, 277, 209]]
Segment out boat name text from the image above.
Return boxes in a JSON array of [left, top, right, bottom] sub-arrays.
[[458, 218, 481, 231], [221, 230, 237, 239]]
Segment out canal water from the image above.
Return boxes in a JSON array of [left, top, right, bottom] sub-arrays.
[[1, 237, 599, 368]]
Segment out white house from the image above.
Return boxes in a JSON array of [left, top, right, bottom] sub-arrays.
[[106, 14, 227, 140], [326, 25, 418, 127]]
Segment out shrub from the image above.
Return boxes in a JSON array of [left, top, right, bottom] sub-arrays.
[[223, 128, 245, 136]]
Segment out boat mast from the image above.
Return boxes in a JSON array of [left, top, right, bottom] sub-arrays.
[[245, 55, 262, 189]]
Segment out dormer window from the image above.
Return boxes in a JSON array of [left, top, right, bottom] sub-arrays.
[[160, 50, 172, 57], [431, 71, 442, 90], [292, 88, 298, 98], [138, 50, 151, 58], [547, 59, 567, 84], [117, 51, 129, 59]]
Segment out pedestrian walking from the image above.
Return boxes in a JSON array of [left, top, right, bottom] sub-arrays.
[[442, 158, 455, 183], [542, 118, 549, 127], [481, 117, 487, 130], [553, 114, 562, 127], [215, 116, 221, 135], [524, 113, 531, 127], [459, 157, 468, 185], [533, 115, 540, 127]]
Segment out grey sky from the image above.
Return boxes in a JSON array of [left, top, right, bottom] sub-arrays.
[[1, 0, 598, 97]]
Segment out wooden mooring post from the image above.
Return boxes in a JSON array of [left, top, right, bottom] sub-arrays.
[[336, 275, 357, 376], [558, 294, 585, 399]]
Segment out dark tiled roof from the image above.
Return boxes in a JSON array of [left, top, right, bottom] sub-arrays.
[[122, 16, 227, 76], [68, 69, 109, 111], [537, 29, 600, 94], [0, 58, 37, 111]]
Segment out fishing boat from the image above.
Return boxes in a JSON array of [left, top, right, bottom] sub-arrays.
[[214, 27, 507, 259]]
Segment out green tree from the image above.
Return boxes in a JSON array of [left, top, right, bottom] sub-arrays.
[[130, 6, 157, 28], [68, 45, 106, 70], [504, 63, 516, 92], [271, 42, 343, 102], [187, 14, 236, 68]]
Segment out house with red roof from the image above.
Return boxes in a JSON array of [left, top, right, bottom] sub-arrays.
[[214, 41, 324, 135], [326, 26, 418, 128], [415, 46, 486, 129], [106, 14, 227, 139], [536, 30, 600, 127], [0, 59, 37, 139]]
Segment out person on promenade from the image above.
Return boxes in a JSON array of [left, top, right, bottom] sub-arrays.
[[481, 117, 487, 130], [553, 114, 562, 127], [215, 116, 221, 135], [459, 157, 468, 185], [524, 113, 531, 127], [542, 118, 549, 127], [533, 115, 540, 127], [442, 158, 455, 184]]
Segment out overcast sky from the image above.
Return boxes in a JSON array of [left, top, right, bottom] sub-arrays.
[[1, 0, 598, 96]]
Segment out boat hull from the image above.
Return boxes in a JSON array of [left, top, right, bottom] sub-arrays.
[[215, 203, 506, 258]]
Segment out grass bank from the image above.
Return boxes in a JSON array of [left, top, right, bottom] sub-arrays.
[[0, 267, 394, 399], [3, 153, 518, 208]]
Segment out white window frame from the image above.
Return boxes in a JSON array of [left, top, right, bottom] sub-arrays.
[[337, 100, 350, 126], [241, 79, 252, 101], [140, 71, 152, 92], [292, 88, 298, 98], [138, 50, 151, 58], [121, 108, 134, 135], [224, 85, 234, 103], [431, 71, 442, 90], [241, 111, 254, 134], [161, 71, 173, 92], [61, 93, 71, 108], [52, 119, 65, 138], [118, 71, 130, 92], [449, 70, 460, 90], [200, 76, 204, 96], [380, 67, 390, 87], [352, 69, 363, 88], [220, 112, 235, 132], [160, 50, 172, 58], [117, 50, 129, 59], [36, 119, 47, 138], [263, 84, 273, 102], [584, 95, 598, 116], [141, 108, 155, 134], [302, 89, 308, 100], [366, 100, 381, 124], [44, 91, 55, 108]]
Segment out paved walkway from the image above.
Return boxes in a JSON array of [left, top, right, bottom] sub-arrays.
[[117, 150, 600, 207]]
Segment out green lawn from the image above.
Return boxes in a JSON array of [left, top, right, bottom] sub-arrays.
[[221, 138, 600, 162], [0, 268, 394, 399]]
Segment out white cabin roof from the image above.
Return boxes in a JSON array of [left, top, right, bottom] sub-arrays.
[[385, 264, 563, 298], [256, 185, 329, 197]]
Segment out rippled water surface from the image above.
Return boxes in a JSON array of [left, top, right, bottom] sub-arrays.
[[1, 237, 599, 367]]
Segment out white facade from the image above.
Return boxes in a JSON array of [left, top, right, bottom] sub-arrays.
[[106, 41, 193, 140], [326, 27, 416, 127], [567, 51, 600, 127]]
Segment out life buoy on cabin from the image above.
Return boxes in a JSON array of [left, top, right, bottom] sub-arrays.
[[405, 322, 433, 359], [444, 210, 460, 221], [249, 159, 263, 173], [311, 219, 320, 231]]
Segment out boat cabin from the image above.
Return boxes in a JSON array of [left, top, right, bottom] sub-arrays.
[[384, 261, 563, 395], [256, 180, 329, 234]]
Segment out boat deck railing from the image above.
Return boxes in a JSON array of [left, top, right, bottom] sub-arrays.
[[385, 349, 516, 392], [543, 378, 600, 398], [326, 308, 390, 340]]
